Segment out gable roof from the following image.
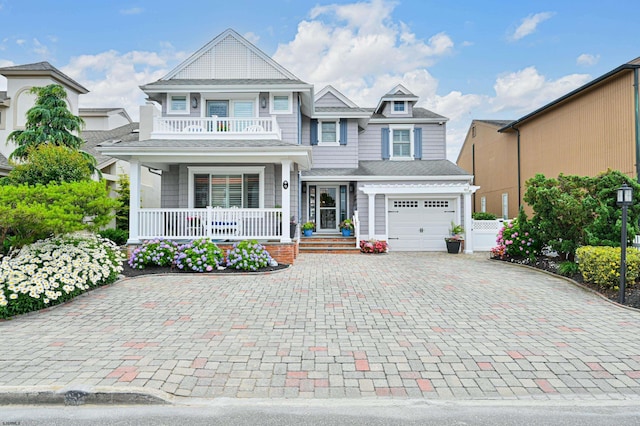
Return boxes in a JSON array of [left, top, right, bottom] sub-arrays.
[[0, 61, 89, 94], [315, 85, 359, 108], [474, 119, 514, 128], [162, 29, 300, 81], [375, 84, 420, 113], [499, 57, 640, 132]]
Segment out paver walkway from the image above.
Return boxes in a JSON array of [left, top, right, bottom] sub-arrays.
[[1, 252, 640, 401]]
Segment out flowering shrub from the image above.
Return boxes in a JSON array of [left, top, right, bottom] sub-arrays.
[[0, 233, 124, 319], [491, 220, 540, 261], [360, 239, 388, 254], [128, 239, 178, 269], [174, 238, 223, 272], [226, 240, 273, 271]]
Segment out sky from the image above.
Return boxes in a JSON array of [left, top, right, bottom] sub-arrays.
[[1, 0, 639, 160]]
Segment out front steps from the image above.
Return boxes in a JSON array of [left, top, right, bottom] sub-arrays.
[[298, 233, 360, 254]]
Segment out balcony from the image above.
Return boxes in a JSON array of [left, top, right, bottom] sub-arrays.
[[150, 116, 282, 140]]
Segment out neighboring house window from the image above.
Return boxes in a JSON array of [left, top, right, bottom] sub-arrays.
[[319, 120, 338, 144], [392, 100, 406, 113], [190, 167, 264, 209], [481, 196, 486, 213], [390, 125, 414, 159], [502, 193, 508, 219], [169, 94, 189, 114], [270, 93, 292, 114]]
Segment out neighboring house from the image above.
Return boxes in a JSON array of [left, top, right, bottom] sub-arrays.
[[0, 62, 160, 207], [97, 28, 477, 259], [456, 120, 516, 218], [457, 57, 640, 218]]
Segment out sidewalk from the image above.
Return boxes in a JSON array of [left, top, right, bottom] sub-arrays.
[[1, 252, 639, 403]]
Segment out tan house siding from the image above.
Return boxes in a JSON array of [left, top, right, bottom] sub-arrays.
[[518, 71, 636, 184], [457, 121, 519, 218]]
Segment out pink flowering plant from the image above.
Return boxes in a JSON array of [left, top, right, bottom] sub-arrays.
[[226, 240, 273, 271], [491, 210, 541, 262], [128, 238, 178, 269], [360, 239, 389, 254], [174, 238, 223, 272]]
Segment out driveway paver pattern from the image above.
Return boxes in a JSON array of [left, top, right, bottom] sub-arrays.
[[1, 252, 640, 401]]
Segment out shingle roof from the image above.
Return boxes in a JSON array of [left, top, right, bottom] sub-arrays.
[[0, 61, 89, 94], [0, 152, 10, 172], [82, 123, 140, 167], [475, 119, 514, 128], [315, 106, 370, 113], [141, 78, 310, 89], [368, 106, 447, 120], [303, 160, 469, 177]]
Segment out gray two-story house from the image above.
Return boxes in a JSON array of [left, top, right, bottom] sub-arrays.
[[97, 29, 477, 261]]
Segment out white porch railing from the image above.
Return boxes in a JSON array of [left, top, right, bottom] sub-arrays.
[[150, 116, 282, 140], [137, 207, 286, 241], [353, 210, 360, 248]]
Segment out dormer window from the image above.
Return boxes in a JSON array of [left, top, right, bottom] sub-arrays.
[[392, 100, 406, 113]]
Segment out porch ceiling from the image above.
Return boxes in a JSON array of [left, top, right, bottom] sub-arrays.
[[96, 139, 313, 170]]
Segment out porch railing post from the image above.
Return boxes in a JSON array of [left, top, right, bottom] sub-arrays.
[[206, 206, 213, 239]]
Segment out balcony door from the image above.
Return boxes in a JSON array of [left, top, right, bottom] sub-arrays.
[[207, 101, 228, 117]]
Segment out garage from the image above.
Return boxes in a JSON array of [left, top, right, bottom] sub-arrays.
[[387, 198, 457, 251]]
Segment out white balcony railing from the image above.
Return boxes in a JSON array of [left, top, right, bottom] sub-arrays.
[[150, 116, 282, 140], [137, 207, 288, 241]]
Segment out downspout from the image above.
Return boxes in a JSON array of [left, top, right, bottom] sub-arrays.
[[511, 125, 522, 210], [634, 68, 640, 183], [471, 144, 476, 212]]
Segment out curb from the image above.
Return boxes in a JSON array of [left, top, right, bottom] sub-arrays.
[[0, 386, 173, 406]]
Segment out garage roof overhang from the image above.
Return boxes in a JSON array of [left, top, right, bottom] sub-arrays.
[[360, 183, 479, 195]]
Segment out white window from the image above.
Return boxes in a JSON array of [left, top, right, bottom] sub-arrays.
[[392, 100, 406, 113], [189, 167, 264, 209], [270, 93, 292, 114], [502, 193, 508, 219], [233, 101, 255, 118], [169, 94, 189, 114], [319, 120, 339, 144], [389, 125, 414, 159], [481, 196, 486, 213]]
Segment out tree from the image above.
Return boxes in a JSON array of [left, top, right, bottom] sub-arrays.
[[6, 84, 97, 171], [114, 173, 130, 230], [3, 145, 92, 186]]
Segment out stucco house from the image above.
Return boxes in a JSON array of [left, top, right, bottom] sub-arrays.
[[97, 29, 477, 261], [0, 62, 160, 205], [457, 57, 640, 218]]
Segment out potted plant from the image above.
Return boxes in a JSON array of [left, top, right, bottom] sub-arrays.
[[339, 219, 354, 237], [302, 221, 315, 237], [444, 222, 464, 254]]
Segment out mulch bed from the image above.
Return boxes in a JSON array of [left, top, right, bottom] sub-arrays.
[[495, 256, 640, 309], [120, 262, 290, 278]]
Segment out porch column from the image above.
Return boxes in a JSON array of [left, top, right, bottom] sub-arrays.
[[367, 193, 376, 239], [280, 159, 292, 243], [463, 191, 474, 254], [128, 158, 141, 244]]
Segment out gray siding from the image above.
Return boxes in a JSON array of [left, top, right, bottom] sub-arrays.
[[358, 123, 385, 160], [304, 118, 359, 168], [375, 194, 386, 234], [274, 94, 299, 144], [422, 123, 446, 160], [315, 92, 347, 107], [161, 165, 180, 208]]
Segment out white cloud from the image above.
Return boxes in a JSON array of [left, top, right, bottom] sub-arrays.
[[576, 53, 600, 66], [243, 32, 260, 44], [32, 38, 51, 57], [490, 66, 590, 113], [510, 12, 555, 41], [16, 39, 25, 46], [61, 50, 182, 120], [120, 7, 143, 15]]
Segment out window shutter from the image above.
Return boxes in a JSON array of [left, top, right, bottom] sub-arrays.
[[339, 118, 348, 145], [310, 119, 318, 145], [381, 127, 390, 160], [414, 127, 422, 160]]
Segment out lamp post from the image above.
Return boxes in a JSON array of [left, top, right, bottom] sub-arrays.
[[617, 183, 634, 304]]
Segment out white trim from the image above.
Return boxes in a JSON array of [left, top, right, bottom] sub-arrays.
[[270, 92, 292, 114], [360, 183, 479, 195], [168, 93, 190, 115], [318, 119, 339, 145], [300, 175, 474, 182], [187, 166, 265, 209], [389, 124, 414, 160], [368, 118, 448, 124]]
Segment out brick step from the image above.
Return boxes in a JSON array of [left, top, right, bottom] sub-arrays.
[[299, 247, 361, 254], [299, 240, 356, 248]]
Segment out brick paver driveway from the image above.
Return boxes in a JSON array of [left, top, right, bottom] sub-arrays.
[[1, 252, 640, 401]]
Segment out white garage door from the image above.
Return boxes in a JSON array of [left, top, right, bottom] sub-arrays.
[[388, 198, 456, 251]]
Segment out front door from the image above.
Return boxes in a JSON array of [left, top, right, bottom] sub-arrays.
[[318, 186, 338, 231], [206, 100, 228, 117]]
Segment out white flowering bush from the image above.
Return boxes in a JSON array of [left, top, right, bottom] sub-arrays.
[[128, 239, 178, 269], [0, 233, 124, 319], [174, 238, 224, 272], [226, 240, 273, 271]]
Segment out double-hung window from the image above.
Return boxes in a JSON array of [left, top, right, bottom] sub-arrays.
[[391, 127, 412, 159], [319, 120, 338, 144]]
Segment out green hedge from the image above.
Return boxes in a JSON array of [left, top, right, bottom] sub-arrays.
[[576, 246, 640, 289]]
